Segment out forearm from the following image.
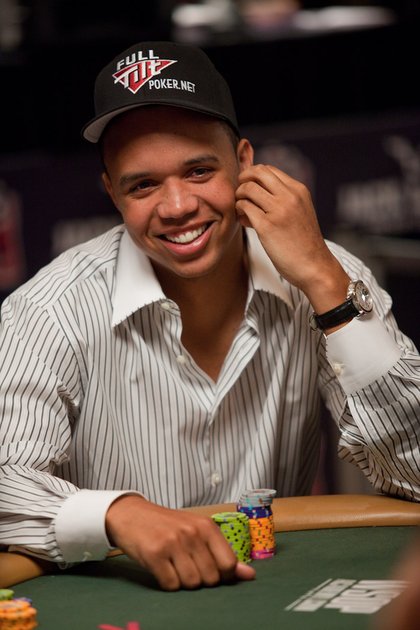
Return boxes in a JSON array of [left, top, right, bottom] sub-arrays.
[[323, 315, 420, 501], [337, 377, 420, 503], [317, 243, 420, 500], [0, 464, 133, 562]]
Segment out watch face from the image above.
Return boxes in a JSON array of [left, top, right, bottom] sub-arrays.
[[355, 282, 373, 312]]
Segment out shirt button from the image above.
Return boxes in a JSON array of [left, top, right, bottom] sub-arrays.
[[332, 362, 343, 376], [211, 472, 222, 487], [82, 551, 93, 562], [176, 354, 188, 365]]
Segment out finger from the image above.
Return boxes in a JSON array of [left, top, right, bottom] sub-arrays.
[[236, 212, 253, 229], [152, 557, 182, 591], [235, 197, 271, 231], [240, 164, 309, 211], [205, 525, 239, 582], [239, 164, 288, 195], [265, 163, 304, 188], [172, 540, 222, 589], [169, 548, 205, 590], [235, 561, 256, 581], [264, 165, 314, 212], [236, 169, 297, 217], [190, 543, 224, 587], [240, 163, 295, 187], [235, 181, 274, 216]]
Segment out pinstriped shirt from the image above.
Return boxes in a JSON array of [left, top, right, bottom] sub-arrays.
[[1, 225, 419, 564]]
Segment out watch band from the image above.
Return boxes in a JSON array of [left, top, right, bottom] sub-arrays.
[[309, 298, 359, 331]]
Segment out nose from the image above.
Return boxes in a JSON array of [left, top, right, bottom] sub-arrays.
[[156, 179, 199, 220]]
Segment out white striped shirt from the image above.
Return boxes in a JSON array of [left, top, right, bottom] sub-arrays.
[[1, 225, 419, 564]]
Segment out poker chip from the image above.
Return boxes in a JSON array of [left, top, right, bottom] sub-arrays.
[[237, 488, 276, 559], [0, 598, 38, 630], [0, 592, 14, 602], [237, 488, 276, 508], [211, 511, 251, 563]]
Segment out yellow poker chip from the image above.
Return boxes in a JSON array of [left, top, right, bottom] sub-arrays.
[[0, 592, 14, 602]]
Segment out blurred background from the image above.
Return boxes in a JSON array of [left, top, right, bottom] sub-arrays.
[[1, 0, 419, 495]]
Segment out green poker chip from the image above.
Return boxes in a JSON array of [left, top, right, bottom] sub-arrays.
[[211, 512, 251, 563], [0, 589, 14, 601]]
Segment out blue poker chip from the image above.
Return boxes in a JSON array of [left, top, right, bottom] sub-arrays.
[[237, 505, 272, 519]]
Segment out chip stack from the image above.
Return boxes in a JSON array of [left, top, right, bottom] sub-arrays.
[[0, 590, 38, 630], [237, 488, 276, 560], [211, 511, 252, 563]]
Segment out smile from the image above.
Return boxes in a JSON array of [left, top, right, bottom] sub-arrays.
[[162, 224, 208, 244]]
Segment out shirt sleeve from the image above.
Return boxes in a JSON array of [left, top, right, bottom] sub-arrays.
[[325, 311, 402, 394], [53, 489, 138, 563], [0, 293, 134, 563], [320, 242, 420, 502]]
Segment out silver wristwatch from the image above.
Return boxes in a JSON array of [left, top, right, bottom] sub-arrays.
[[346, 280, 374, 315], [310, 280, 373, 331]]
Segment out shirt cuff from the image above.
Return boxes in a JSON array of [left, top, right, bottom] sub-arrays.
[[54, 489, 139, 563], [325, 310, 402, 395]]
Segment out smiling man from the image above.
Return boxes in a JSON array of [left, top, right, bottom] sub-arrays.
[[1, 41, 419, 592]]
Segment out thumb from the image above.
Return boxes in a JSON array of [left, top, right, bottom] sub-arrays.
[[234, 561, 256, 581]]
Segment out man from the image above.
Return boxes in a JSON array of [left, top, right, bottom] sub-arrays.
[[0, 41, 419, 591]]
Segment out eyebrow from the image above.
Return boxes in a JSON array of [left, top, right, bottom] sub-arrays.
[[118, 154, 221, 189]]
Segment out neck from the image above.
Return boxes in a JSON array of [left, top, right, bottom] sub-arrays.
[[152, 231, 249, 381], [154, 229, 248, 318]]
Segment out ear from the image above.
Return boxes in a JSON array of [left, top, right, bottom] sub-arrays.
[[102, 172, 120, 211], [237, 138, 254, 172]]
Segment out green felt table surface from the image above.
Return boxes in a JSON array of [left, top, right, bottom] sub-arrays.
[[11, 527, 416, 630]]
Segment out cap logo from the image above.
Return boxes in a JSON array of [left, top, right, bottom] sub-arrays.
[[112, 49, 177, 95]]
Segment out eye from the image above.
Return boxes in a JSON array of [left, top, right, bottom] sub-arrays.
[[190, 167, 213, 179], [129, 180, 156, 194]]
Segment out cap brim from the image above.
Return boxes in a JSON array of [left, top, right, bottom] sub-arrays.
[[82, 104, 147, 143], [82, 102, 239, 143]]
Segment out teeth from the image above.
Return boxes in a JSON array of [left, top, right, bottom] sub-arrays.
[[165, 224, 207, 244]]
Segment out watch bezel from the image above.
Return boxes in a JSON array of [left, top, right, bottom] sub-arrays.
[[347, 280, 373, 316]]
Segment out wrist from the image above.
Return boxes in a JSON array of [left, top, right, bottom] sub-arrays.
[[55, 489, 129, 563], [302, 262, 350, 316], [105, 493, 145, 547], [310, 279, 374, 334]]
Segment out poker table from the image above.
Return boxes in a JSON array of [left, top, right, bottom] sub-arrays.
[[2, 494, 420, 630]]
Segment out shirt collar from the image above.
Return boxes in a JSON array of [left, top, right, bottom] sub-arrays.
[[245, 228, 293, 309], [112, 230, 166, 327], [112, 227, 293, 327]]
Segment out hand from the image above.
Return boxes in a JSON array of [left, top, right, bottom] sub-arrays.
[[105, 495, 256, 591], [372, 535, 420, 630], [235, 164, 350, 315]]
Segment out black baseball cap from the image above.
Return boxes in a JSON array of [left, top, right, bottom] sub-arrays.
[[82, 41, 239, 143]]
